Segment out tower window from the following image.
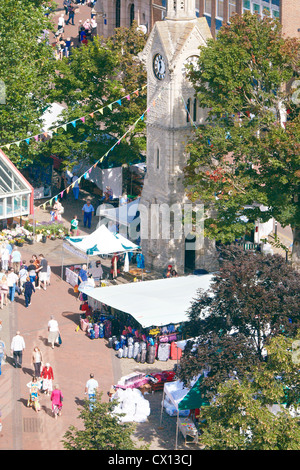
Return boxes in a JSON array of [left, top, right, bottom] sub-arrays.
[[186, 98, 191, 123], [156, 148, 160, 169], [193, 98, 197, 122], [116, 0, 121, 28], [130, 4, 135, 26]]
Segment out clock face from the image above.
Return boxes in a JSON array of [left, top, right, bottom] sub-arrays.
[[153, 53, 166, 80], [182, 55, 199, 78]]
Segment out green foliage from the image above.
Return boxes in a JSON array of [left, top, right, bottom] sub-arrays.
[[179, 245, 300, 395], [0, 0, 57, 167], [45, 23, 147, 170], [185, 12, 300, 245], [62, 392, 145, 450], [198, 334, 300, 450]]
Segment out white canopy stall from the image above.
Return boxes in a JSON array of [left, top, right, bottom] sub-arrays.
[[62, 224, 140, 279], [81, 274, 214, 328]]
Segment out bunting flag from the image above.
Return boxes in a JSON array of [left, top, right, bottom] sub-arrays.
[[34, 83, 169, 211], [0, 85, 147, 150]]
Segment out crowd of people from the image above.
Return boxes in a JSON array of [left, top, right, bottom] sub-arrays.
[[54, 0, 98, 59], [0, 247, 51, 309]]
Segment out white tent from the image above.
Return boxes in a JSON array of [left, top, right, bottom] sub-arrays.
[[65, 224, 140, 256], [82, 274, 214, 328], [98, 197, 140, 227]]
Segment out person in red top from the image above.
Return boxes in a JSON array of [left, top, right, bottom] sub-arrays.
[[41, 363, 54, 396]]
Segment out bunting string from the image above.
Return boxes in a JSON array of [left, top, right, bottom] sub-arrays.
[[35, 86, 165, 212], [0, 85, 147, 151]]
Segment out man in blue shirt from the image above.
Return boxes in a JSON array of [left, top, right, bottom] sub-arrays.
[[82, 198, 94, 229]]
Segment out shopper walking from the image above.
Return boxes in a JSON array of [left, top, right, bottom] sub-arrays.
[[51, 384, 63, 419], [0, 274, 9, 309], [47, 315, 60, 349], [66, 3, 76, 26], [24, 276, 35, 308], [41, 363, 54, 395], [7, 268, 19, 302], [85, 373, 98, 411], [31, 346, 43, 378], [0, 244, 9, 271], [82, 197, 94, 229], [11, 331, 25, 368], [11, 246, 21, 273], [37, 254, 48, 290], [26, 376, 41, 412], [0, 339, 6, 375]]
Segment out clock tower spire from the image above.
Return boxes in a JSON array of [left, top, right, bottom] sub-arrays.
[[166, 0, 196, 19], [138, 2, 217, 274]]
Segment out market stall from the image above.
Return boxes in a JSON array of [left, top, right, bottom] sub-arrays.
[[78, 274, 214, 364], [162, 375, 209, 449], [62, 224, 140, 280]]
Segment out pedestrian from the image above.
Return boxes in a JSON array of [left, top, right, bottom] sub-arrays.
[[1, 244, 10, 271], [11, 331, 25, 368], [31, 346, 43, 378], [64, 37, 73, 57], [72, 175, 80, 199], [70, 215, 79, 236], [51, 384, 63, 419], [63, 0, 71, 14], [37, 254, 48, 291], [78, 264, 88, 286], [66, 3, 75, 26], [26, 376, 41, 412], [78, 20, 84, 42], [85, 373, 98, 411], [47, 315, 60, 349], [27, 259, 37, 286], [23, 276, 35, 308], [57, 13, 65, 36], [90, 16, 97, 37], [7, 268, 19, 302], [0, 338, 6, 375], [19, 263, 28, 293], [32, 255, 40, 287], [47, 264, 51, 287], [41, 363, 54, 395], [0, 274, 9, 309], [11, 246, 21, 274], [82, 197, 94, 229]]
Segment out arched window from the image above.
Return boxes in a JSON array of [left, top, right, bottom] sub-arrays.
[[116, 0, 121, 28], [193, 97, 197, 122], [130, 4, 135, 26], [156, 148, 160, 169], [186, 98, 191, 123]]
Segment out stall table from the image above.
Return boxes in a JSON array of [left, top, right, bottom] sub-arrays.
[[178, 417, 198, 445]]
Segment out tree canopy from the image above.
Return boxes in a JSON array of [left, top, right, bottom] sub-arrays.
[[198, 334, 300, 450], [44, 22, 147, 171], [179, 245, 300, 395], [184, 12, 300, 264], [62, 392, 145, 451], [0, 0, 57, 167]]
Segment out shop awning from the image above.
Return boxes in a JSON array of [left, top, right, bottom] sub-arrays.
[[83, 274, 214, 328]]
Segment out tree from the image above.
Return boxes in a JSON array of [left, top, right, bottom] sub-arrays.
[[184, 12, 300, 265], [197, 334, 300, 450], [46, 23, 147, 170], [179, 245, 300, 395], [62, 392, 144, 450], [0, 0, 57, 167]]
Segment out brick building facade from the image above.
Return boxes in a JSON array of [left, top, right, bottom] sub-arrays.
[[95, 0, 299, 39]]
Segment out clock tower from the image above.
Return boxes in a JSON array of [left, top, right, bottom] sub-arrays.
[[138, 0, 217, 274]]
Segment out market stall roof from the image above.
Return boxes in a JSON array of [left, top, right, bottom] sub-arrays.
[[82, 273, 214, 328], [98, 197, 140, 227], [65, 224, 140, 256], [164, 375, 209, 410]]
